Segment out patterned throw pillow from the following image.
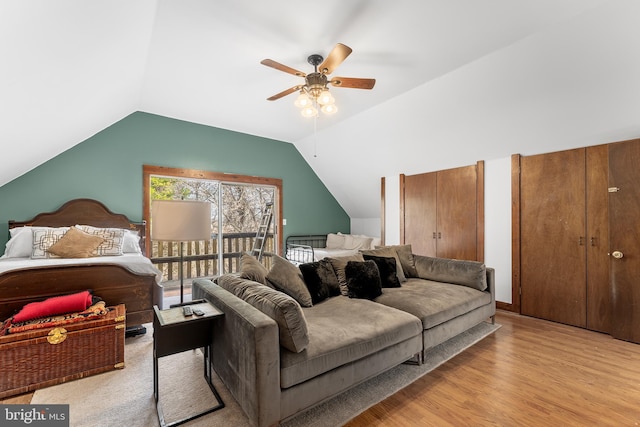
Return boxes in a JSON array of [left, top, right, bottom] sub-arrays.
[[31, 227, 70, 259], [75, 225, 125, 256], [47, 226, 105, 258]]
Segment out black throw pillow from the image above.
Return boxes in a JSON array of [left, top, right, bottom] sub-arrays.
[[345, 260, 382, 300], [362, 254, 401, 288], [299, 259, 340, 304]]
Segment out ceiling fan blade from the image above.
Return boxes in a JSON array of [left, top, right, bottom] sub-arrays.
[[260, 59, 306, 77], [330, 77, 376, 90], [319, 43, 352, 75], [267, 86, 303, 101]]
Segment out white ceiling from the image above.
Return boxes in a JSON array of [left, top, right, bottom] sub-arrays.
[[6, 0, 639, 220]]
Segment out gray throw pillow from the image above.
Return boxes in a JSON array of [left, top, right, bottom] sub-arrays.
[[216, 273, 309, 353], [239, 252, 269, 285], [266, 254, 313, 307], [327, 253, 365, 296], [413, 255, 487, 291]]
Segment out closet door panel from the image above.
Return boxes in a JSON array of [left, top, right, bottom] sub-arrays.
[[585, 145, 610, 333], [520, 148, 587, 328], [436, 165, 477, 261], [609, 139, 640, 343], [404, 172, 437, 257]]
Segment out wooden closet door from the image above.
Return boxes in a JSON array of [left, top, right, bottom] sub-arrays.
[[609, 138, 640, 343], [585, 145, 610, 333], [520, 148, 587, 328], [403, 172, 437, 257], [436, 165, 477, 260]]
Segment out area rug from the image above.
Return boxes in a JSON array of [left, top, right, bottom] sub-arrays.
[[32, 321, 500, 427]]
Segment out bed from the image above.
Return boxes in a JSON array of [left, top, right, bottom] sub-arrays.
[[0, 199, 163, 327], [285, 233, 381, 264]]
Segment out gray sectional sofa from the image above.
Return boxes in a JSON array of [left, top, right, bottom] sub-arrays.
[[193, 246, 495, 427]]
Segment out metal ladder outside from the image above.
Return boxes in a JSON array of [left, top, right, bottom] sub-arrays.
[[251, 202, 273, 261]]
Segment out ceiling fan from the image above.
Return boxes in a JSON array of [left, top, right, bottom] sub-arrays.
[[261, 43, 376, 117]]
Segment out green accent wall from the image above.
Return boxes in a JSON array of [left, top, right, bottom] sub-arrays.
[[0, 112, 349, 254]]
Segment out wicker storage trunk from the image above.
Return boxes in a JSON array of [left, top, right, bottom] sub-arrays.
[[0, 304, 126, 399]]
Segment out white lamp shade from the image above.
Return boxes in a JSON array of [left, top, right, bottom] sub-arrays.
[[151, 200, 211, 242]]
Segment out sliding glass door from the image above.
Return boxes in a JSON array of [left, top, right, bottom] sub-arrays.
[[144, 165, 281, 298]]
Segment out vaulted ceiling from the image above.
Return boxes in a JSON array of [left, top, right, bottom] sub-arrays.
[[4, 0, 639, 219]]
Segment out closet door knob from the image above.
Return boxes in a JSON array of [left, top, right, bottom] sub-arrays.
[[612, 250, 624, 259]]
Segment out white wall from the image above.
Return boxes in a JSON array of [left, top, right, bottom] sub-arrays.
[[484, 157, 513, 304], [350, 218, 381, 239], [383, 175, 401, 246]]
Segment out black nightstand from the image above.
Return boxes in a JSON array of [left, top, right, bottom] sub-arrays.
[[153, 301, 224, 427]]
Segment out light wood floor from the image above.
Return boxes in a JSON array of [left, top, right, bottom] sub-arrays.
[[4, 311, 640, 426], [346, 310, 640, 426]]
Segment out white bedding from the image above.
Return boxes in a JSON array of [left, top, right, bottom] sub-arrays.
[[286, 247, 360, 264], [0, 254, 163, 284], [312, 248, 359, 260]]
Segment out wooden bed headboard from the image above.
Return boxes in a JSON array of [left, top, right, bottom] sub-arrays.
[[8, 199, 147, 254]]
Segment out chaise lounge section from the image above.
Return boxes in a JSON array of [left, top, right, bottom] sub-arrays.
[[192, 246, 495, 427]]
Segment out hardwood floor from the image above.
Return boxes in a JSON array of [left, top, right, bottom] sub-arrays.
[[4, 310, 640, 426], [346, 310, 640, 426]]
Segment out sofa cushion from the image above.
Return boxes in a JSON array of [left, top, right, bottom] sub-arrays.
[[279, 296, 422, 388], [299, 259, 340, 304], [360, 247, 407, 282], [239, 252, 269, 285], [375, 278, 492, 330], [345, 260, 383, 299], [216, 274, 309, 353], [266, 254, 313, 307], [327, 253, 365, 296], [414, 255, 487, 291], [362, 254, 402, 288]]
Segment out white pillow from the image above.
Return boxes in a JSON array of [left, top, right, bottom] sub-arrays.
[[325, 233, 345, 249], [9, 227, 26, 238], [344, 234, 373, 250], [354, 234, 381, 250], [123, 230, 142, 254], [2, 227, 34, 258]]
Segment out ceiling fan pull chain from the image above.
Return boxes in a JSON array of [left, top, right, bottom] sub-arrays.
[[314, 114, 318, 158]]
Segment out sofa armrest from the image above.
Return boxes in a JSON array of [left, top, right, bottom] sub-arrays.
[[485, 267, 497, 321], [193, 279, 281, 427]]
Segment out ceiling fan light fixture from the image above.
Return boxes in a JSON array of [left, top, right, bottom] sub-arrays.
[[321, 104, 338, 115], [317, 90, 334, 106], [300, 105, 318, 118], [294, 92, 311, 108], [262, 43, 375, 119]]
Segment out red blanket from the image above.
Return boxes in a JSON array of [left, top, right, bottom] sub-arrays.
[[1, 301, 108, 335], [12, 290, 94, 323]]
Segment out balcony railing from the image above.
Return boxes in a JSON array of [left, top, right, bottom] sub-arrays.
[[150, 232, 275, 282]]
